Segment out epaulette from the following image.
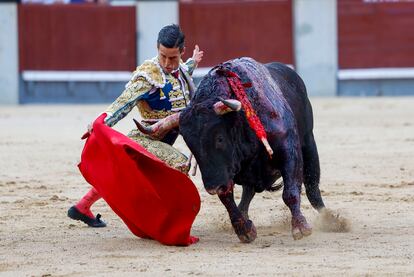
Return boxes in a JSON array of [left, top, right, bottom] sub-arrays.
[[125, 57, 190, 89], [125, 57, 166, 89]]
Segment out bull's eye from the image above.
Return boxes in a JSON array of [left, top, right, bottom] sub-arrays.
[[215, 134, 225, 149]]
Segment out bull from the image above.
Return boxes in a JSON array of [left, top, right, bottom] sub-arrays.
[[137, 57, 332, 243]]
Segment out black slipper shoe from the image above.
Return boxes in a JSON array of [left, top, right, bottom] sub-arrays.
[[67, 206, 107, 228]]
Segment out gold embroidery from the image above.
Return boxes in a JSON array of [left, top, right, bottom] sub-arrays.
[[104, 77, 152, 125], [129, 59, 165, 88], [141, 109, 176, 120], [103, 57, 196, 174], [169, 90, 184, 99], [127, 129, 189, 174], [171, 100, 187, 109]]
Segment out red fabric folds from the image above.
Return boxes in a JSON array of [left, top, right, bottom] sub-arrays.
[[78, 113, 200, 246]]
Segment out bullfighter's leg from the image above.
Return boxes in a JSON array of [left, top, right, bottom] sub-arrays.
[[302, 132, 325, 211], [67, 187, 107, 227], [281, 145, 312, 240], [238, 185, 255, 220], [219, 188, 257, 243], [127, 129, 189, 174]]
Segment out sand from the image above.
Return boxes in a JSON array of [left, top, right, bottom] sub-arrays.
[[0, 97, 413, 276]]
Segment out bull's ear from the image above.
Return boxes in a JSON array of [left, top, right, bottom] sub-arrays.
[[213, 98, 241, 115]]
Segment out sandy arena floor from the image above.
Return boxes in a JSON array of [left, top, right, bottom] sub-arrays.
[[0, 97, 413, 276]]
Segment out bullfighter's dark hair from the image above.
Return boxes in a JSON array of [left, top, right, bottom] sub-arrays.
[[157, 24, 185, 51]]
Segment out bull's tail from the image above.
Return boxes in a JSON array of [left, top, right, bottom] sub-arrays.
[[302, 132, 325, 211]]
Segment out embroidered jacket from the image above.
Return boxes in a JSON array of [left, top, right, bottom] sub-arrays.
[[104, 57, 196, 127]]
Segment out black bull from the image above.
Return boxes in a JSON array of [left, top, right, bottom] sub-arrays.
[[140, 58, 330, 242]]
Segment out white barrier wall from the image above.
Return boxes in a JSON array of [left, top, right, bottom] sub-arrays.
[[136, 0, 178, 65], [294, 0, 337, 96], [0, 3, 18, 105]]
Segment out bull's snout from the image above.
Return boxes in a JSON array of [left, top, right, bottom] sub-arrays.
[[205, 181, 234, 196]]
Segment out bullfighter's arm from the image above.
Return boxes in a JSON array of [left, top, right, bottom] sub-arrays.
[[185, 58, 196, 76], [104, 77, 152, 127], [185, 44, 204, 76]]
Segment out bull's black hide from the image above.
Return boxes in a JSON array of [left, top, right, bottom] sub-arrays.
[[179, 57, 326, 242]]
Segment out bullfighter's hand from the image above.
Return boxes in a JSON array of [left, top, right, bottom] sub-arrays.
[[192, 45, 204, 66]]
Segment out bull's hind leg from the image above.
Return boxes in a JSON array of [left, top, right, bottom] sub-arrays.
[[281, 143, 312, 240], [302, 133, 325, 211], [219, 189, 257, 243], [238, 185, 255, 220]]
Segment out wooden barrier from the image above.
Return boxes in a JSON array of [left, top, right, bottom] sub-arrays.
[[179, 0, 293, 67], [338, 0, 414, 69], [18, 4, 136, 71]]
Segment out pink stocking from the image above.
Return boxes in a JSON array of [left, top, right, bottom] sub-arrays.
[[75, 187, 101, 218]]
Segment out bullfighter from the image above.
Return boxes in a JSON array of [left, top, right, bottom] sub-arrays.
[[67, 24, 204, 227]]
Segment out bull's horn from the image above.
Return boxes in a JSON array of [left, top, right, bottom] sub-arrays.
[[133, 112, 180, 139], [213, 98, 242, 115], [133, 118, 152, 134]]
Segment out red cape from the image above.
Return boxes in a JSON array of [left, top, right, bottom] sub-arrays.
[[78, 114, 200, 246]]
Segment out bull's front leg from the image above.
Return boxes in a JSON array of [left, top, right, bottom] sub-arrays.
[[238, 185, 255, 220], [218, 188, 257, 243], [281, 147, 312, 240]]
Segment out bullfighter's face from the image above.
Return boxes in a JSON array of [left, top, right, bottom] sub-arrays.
[[157, 44, 184, 74]]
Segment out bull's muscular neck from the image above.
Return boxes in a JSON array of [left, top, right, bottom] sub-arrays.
[[230, 114, 277, 188], [188, 61, 282, 190]]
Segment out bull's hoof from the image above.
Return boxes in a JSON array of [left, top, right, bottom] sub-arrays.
[[291, 215, 312, 240], [233, 219, 257, 243]]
